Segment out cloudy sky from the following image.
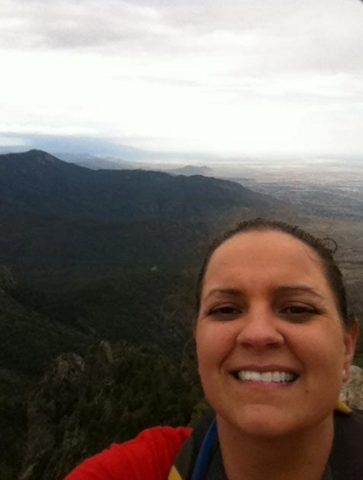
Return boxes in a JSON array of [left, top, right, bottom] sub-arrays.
[[0, 0, 362, 161]]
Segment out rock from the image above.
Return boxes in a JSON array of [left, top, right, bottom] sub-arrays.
[[340, 365, 363, 409], [17, 341, 199, 480], [18, 353, 85, 480]]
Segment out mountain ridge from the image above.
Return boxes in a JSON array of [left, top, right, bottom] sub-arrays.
[[0, 149, 276, 223]]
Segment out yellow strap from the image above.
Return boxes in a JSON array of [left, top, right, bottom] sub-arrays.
[[168, 465, 183, 480], [336, 400, 352, 414]]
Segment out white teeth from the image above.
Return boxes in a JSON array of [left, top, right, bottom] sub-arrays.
[[261, 372, 272, 382], [237, 370, 296, 383], [272, 371, 281, 382]]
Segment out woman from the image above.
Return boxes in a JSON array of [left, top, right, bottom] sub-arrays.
[[65, 218, 362, 480]]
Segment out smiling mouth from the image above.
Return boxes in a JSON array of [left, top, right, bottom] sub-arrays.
[[234, 370, 299, 384]]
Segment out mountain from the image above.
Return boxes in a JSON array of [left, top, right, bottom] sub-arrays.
[[56, 153, 136, 170], [0, 148, 283, 374], [165, 165, 214, 176], [0, 149, 275, 223], [0, 148, 282, 288]]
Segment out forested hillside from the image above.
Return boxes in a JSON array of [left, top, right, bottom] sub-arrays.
[[0, 150, 280, 479], [0, 150, 362, 479], [0, 149, 274, 223]]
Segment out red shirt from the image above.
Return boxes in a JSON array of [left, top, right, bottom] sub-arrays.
[[64, 426, 192, 480]]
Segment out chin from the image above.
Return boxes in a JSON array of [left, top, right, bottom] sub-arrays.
[[217, 405, 333, 440], [222, 412, 292, 439]]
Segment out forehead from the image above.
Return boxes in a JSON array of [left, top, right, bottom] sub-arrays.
[[203, 230, 329, 288]]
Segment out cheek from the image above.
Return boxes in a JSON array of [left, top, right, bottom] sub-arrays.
[[195, 322, 235, 367], [294, 323, 347, 372]]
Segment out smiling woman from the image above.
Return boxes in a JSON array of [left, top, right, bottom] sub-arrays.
[[64, 218, 363, 480]]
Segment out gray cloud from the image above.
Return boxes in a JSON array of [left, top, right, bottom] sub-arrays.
[[0, 0, 167, 50], [1, 0, 362, 157], [0, 131, 133, 156], [1, 0, 362, 76]]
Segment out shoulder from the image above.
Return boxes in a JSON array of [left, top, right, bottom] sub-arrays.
[[64, 426, 192, 480], [334, 409, 363, 441], [331, 410, 363, 479]]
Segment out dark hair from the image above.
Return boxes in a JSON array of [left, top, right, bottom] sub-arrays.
[[196, 218, 354, 328]]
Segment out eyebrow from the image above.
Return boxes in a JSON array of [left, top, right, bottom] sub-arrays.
[[274, 286, 325, 300], [203, 288, 242, 301], [203, 285, 325, 301]]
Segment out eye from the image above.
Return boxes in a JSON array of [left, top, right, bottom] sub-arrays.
[[280, 304, 318, 320], [207, 305, 241, 319]]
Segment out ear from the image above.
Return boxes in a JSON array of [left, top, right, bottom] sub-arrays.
[[342, 320, 360, 382]]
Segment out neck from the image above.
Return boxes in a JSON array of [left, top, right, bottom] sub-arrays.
[[217, 414, 334, 480]]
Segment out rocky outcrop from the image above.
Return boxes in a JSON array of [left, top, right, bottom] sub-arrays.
[[18, 353, 85, 480], [17, 340, 199, 480], [340, 365, 363, 410]]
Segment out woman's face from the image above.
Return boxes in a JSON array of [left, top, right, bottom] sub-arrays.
[[195, 230, 357, 439]]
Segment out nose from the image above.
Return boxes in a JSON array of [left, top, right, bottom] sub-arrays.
[[235, 308, 284, 350]]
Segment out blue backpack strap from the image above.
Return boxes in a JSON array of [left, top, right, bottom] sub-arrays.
[[169, 412, 217, 480], [190, 418, 218, 480]]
